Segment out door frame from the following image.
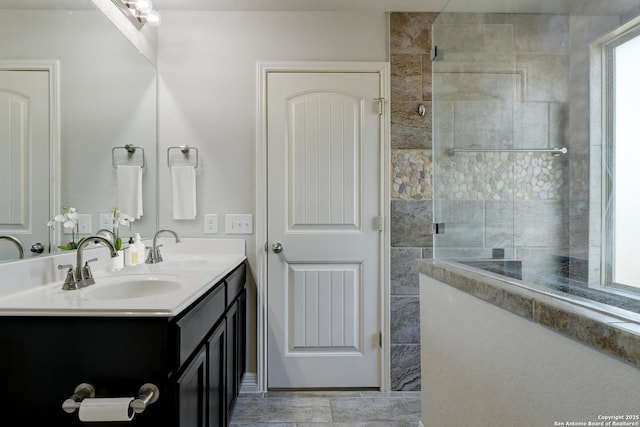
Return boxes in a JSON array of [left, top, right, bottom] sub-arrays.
[[0, 60, 60, 249], [255, 61, 390, 392]]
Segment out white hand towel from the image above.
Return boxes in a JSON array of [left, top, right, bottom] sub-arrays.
[[117, 165, 143, 220], [171, 166, 197, 220]]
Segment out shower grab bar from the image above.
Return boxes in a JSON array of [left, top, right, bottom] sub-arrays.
[[449, 147, 568, 157], [62, 382, 159, 414]]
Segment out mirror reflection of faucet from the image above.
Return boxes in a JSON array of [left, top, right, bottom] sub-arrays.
[[146, 229, 180, 264], [0, 235, 25, 259], [57, 235, 118, 290], [95, 229, 116, 245]]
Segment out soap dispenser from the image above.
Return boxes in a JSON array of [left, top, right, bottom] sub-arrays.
[[124, 237, 136, 266], [133, 233, 145, 265]]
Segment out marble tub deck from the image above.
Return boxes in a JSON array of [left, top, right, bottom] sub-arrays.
[[230, 391, 421, 427]]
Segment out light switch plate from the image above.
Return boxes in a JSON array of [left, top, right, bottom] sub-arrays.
[[65, 214, 92, 234], [99, 214, 112, 230], [204, 214, 218, 234], [225, 214, 253, 234]]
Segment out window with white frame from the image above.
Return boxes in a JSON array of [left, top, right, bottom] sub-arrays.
[[604, 25, 640, 291]]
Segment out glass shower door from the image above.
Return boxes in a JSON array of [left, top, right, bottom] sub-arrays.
[[431, 11, 518, 268]]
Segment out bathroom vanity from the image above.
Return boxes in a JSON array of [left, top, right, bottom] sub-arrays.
[[0, 238, 246, 427]]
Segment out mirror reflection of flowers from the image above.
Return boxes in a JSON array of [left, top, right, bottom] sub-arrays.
[[111, 207, 135, 251], [47, 207, 83, 250]]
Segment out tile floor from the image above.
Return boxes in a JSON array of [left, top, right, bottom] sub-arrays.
[[229, 391, 421, 427]]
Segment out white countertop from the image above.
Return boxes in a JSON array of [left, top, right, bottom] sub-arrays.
[[0, 238, 246, 317]]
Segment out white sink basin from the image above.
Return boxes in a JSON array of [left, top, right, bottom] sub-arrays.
[[82, 275, 184, 300], [158, 259, 216, 270], [155, 254, 240, 272]]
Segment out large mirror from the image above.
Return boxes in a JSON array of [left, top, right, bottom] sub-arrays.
[[0, 0, 156, 262]]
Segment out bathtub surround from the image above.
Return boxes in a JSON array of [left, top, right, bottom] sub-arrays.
[[389, 12, 439, 391], [419, 260, 640, 426]]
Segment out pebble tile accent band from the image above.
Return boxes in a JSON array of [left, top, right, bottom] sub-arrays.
[[434, 151, 566, 201], [392, 149, 433, 201]]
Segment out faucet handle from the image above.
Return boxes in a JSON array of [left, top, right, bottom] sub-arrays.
[[145, 244, 163, 264], [82, 258, 98, 286], [58, 264, 78, 290], [144, 246, 154, 264], [155, 245, 163, 263]]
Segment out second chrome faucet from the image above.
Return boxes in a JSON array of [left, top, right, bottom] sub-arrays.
[[145, 229, 180, 264]]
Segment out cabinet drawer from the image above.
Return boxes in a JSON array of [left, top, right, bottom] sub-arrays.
[[226, 263, 246, 303], [175, 283, 225, 367]]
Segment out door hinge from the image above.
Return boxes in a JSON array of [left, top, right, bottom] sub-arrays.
[[374, 98, 385, 116], [431, 45, 444, 62], [374, 216, 384, 232], [433, 223, 445, 234], [379, 332, 383, 348]]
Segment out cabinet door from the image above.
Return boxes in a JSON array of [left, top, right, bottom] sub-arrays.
[[225, 301, 238, 419], [177, 347, 207, 427], [208, 320, 226, 427], [236, 289, 247, 388]]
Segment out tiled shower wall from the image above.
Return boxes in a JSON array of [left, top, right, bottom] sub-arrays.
[[388, 11, 575, 390], [389, 12, 438, 391], [431, 13, 572, 283]]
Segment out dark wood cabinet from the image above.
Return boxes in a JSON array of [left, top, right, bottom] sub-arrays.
[[177, 347, 208, 427], [0, 261, 247, 427], [225, 288, 247, 420], [207, 319, 226, 427]]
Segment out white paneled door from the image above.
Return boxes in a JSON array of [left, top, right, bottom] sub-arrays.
[[0, 70, 50, 256], [267, 72, 382, 389]]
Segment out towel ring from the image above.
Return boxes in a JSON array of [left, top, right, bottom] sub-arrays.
[[168, 145, 198, 169], [112, 144, 145, 168]]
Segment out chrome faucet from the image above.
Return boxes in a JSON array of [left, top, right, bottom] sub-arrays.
[[57, 235, 118, 290], [0, 235, 24, 259], [146, 229, 180, 264], [95, 228, 116, 245]]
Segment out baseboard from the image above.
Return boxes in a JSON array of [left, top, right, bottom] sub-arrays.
[[239, 372, 259, 394]]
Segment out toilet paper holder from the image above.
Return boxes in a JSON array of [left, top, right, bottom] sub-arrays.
[[62, 382, 160, 414]]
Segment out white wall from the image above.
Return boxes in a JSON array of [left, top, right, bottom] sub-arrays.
[[420, 274, 640, 427], [157, 10, 389, 377]]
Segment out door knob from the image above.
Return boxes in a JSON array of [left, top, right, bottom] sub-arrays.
[[272, 242, 283, 253]]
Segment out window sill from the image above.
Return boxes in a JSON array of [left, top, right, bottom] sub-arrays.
[[418, 259, 640, 369]]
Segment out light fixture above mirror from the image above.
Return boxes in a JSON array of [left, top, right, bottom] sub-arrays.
[[111, 0, 161, 29]]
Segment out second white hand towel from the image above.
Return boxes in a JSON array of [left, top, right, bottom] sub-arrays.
[[117, 165, 143, 219], [171, 165, 197, 220]]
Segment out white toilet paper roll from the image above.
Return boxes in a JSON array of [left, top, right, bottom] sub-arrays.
[[78, 397, 135, 422]]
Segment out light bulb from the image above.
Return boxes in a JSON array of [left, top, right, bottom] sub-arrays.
[[134, 0, 153, 14], [144, 9, 161, 27]]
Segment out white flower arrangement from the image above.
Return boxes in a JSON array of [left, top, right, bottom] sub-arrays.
[[47, 207, 82, 250], [111, 207, 135, 251]]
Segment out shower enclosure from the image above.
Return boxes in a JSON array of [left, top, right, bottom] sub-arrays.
[[431, 0, 640, 313]]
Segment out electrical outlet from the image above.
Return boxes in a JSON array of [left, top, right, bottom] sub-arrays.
[[224, 214, 253, 234], [99, 214, 112, 230], [204, 214, 218, 234]]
